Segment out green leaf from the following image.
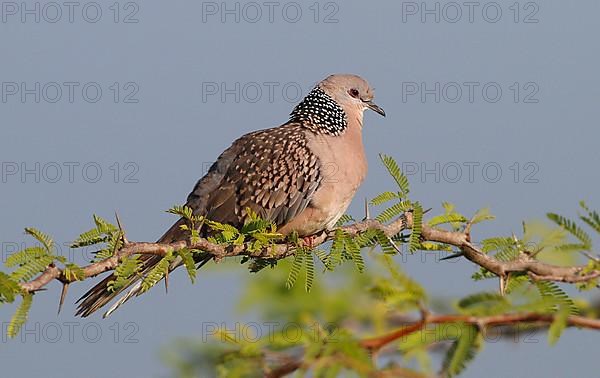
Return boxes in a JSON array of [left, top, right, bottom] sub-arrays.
[[304, 249, 315, 292], [481, 236, 520, 262], [345, 235, 364, 273], [63, 263, 85, 281], [417, 242, 452, 251], [168, 206, 204, 243], [458, 292, 505, 307], [313, 249, 329, 267], [334, 214, 354, 227], [178, 249, 197, 284], [10, 255, 55, 282], [0, 272, 21, 303], [481, 237, 515, 254], [70, 215, 117, 248], [5, 247, 48, 268], [71, 216, 122, 265], [375, 200, 412, 223], [93, 214, 117, 231], [375, 230, 398, 255], [108, 255, 141, 292], [167, 205, 194, 220], [504, 274, 529, 294], [206, 220, 239, 233], [555, 243, 589, 252], [547, 213, 592, 249], [379, 154, 410, 197], [7, 293, 33, 338], [370, 191, 399, 206], [328, 229, 345, 268], [428, 213, 468, 227], [241, 209, 275, 235], [376, 255, 427, 304], [93, 248, 115, 263], [457, 292, 509, 315], [548, 306, 569, 346], [141, 254, 174, 293], [409, 203, 423, 253], [354, 229, 379, 248], [577, 260, 600, 291], [247, 257, 278, 273], [442, 202, 455, 213], [285, 251, 304, 289], [441, 325, 481, 377], [71, 227, 107, 248], [471, 208, 495, 225], [535, 281, 579, 315], [578, 201, 600, 233], [24, 227, 53, 252], [398, 324, 459, 353]]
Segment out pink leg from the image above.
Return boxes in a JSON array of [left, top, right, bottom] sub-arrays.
[[302, 235, 316, 249]]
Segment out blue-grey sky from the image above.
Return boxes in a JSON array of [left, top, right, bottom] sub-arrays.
[[1, 1, 599, 376]]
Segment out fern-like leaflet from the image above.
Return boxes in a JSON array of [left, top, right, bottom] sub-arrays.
[[379, 154, 410, 197], [304, 249, 315, 292], [141, 253, 174, 293], [547, 212, 592, 250], [108, 255, 140, 293], [534, 281, 579, 315], [441, 325, 481, 377], [409, 203, 423, 253], [285, 250, 304, 289], [7, 293, 33, 338], [178, 248, 197, 284]]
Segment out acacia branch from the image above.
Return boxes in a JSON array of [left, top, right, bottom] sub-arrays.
[[267, 311, 600, 377], [360, 312, 600, 352], [18, 211, 600, 293]]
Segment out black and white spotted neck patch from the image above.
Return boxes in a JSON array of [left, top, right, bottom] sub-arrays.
[[289, 87, 348, 136]]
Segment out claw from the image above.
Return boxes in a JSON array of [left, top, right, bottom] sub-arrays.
[[302, 235, 316, 249]]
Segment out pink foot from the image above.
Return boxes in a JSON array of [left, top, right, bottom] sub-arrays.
[[302, 235, 316, 249]]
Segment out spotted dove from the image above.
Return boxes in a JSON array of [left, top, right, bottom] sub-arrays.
[[76, 74, 385, 317]]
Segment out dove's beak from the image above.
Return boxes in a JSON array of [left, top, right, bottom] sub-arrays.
[[364, 100, 386, 117]]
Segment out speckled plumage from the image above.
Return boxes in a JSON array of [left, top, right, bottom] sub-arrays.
[[184, 124, 322, 229], [289, 87, 348, 136], [76, 74, 385, 318]]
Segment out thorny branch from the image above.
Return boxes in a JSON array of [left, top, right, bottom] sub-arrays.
[[18, 211, 600, 294], [12, 209, 600, 375], [266, 311, 600, 378]]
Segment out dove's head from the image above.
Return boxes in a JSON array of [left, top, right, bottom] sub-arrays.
[[318, 74, 385, 118], [289, 74, 385, 135]]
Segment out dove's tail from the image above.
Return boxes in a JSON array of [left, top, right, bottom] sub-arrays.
[[75, 219, 211, 318]]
